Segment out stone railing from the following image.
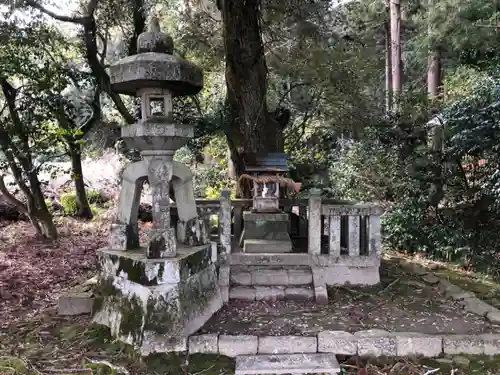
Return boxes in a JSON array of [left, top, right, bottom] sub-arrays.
[[308, 189, 383, 258], [170, 190, 382, 258]]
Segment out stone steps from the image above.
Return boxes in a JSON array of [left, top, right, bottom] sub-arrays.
[[229, 265, 315, 301], [235, 353, 341, 374]]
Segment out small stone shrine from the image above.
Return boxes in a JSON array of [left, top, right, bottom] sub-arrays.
[[239, 153, 294, 253], [93, 17, 222, 355]]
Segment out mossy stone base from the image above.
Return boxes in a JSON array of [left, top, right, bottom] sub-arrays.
[[93, 246, 223, 355]]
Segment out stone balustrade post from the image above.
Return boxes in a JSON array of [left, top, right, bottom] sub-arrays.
[[308, 189, 322, 254], [369, 214, 382, 265], [219, 189, 232, 255]]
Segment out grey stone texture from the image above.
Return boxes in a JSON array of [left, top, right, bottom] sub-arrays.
[[58, 291, 93, 316], [355, 329, 397, 357], [285, 286, 315, 300], [218, 335, 258, 357], [230, 286, 256, 300], [308, 190, 322, 255], [481, 334, 500, 355], [443, 335, 484, 355], [318, 331, 357, 355], [255, 286, 285, 301], [235, 353, 340, 375], [244, 239, 292, 253], [258, 336, 317, 354], [188, 334, 218, 354], [93, 246, 222, 355], [395, 333, 442, 357], [252, 268, 288, 285]]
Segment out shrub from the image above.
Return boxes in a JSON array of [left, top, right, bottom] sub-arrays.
[[60, 193, 78, 216]]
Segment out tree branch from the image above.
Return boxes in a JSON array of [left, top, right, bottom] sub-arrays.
[[24, 0, 88, 23], [0, 174, 28, 214]]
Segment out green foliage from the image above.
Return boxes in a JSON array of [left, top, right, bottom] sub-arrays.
[[60, 193, 78, 216]]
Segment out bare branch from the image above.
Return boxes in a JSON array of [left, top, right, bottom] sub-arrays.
[[24, 0, 88, 24], [0, 174, 28, 214]]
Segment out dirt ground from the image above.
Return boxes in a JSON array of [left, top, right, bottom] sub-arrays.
[[2, 219, 500, 374], [199, 259, 500, 336]]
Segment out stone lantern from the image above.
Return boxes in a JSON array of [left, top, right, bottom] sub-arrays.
[[108, 17, 203, 258], [93, 17, 223, 355]]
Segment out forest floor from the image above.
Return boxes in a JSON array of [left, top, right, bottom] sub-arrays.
[[2, 218, 500, 374]]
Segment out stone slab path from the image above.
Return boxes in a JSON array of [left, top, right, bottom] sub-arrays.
[[235, 353, 340, 374]]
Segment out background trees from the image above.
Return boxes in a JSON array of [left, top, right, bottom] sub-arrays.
[[1, 0, 500, 274]]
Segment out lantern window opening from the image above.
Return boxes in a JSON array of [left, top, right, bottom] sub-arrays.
[[149, 96, 166, 117]]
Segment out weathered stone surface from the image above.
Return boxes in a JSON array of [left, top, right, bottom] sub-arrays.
[[230, 271, 252, 285], [486, 310, 500, 324], [462, 297, 495, 316], [355, 329, 396, 357], [230, 286, 256, 300], [285, 287, 315, 300], [218, 266, 230, 286], [188, 334, 218, 354], [255, 286, 285, 301], [220, 286, 229, 303], [230, 253, 310, 266], [244, 239, 292, 253], [93, 247, 222, 354], [287, 269, 313, 285], [314, 286, 329, 305], [218, 335, 258, 357], [395, 333, 442, 357], [258, 336, 317, 354], [481, 334, 500, 355], [308, 190, 322, 255], [318, 331, 357, 355], [97, 245, 213, 286], [321, 204, 383, 217], [252, 269, 288, 285], [323, 265, 380, 286], [58, 292, 93, 316], [422, 274, 440, 285], [443, 335, 484, 355], [235, 353, 340, 375]]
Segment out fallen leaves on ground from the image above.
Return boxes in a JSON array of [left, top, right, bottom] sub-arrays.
[[0, 219, 108, 325]]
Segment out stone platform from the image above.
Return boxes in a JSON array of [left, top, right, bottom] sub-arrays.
[[93, 244, 222, 355], [241, 212, 292, 253]]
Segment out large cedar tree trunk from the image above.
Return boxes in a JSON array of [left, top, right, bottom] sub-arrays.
[[390, 0, 402, 111], [220, 0, 284, 187]]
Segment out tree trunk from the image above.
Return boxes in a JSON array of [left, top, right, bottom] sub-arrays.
[[220, 0, 284, 188], [427, 51, 441, 100], [390, 0, 402, 111], [384, 20, 392, 114], [69, 143, 93, 219], [27, 169, 59, 239]]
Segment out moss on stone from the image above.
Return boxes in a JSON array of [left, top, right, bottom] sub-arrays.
[[144, 291, 181, 334], [118, 295, 145, 344], [180, 246, 211, 280]]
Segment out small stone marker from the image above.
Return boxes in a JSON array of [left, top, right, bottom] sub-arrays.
[[58, 291, 93, 316]]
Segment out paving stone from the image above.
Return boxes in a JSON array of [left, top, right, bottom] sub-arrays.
[[406, 280, 427, 289], [58, 292, 93, 316], [355, 329, 396, 357], [188, 334, 218, 354], [285, 287, 314, 300], [486, 309, 500, 324], [481, 334, 500, 355], [258, 335, 317, 354], [462, 297, 495, 316], [287, 269, 313, 285], [255, 286, 285, 301], [235, 353, 340, 375], [443, 335, 484, 355], [252, 269, 288, 285], [230, 286, 256, 301], [318, 331, 357, 355], [230, 271, 252, 285], [422, 274, 440, 285], [395, 333, 442, 357], [219, 335, 258, 357], [450, 291, 475, 300]]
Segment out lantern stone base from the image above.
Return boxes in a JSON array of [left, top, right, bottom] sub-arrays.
[[241, 212, 292, 253], [92, 245, 222, 355]]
